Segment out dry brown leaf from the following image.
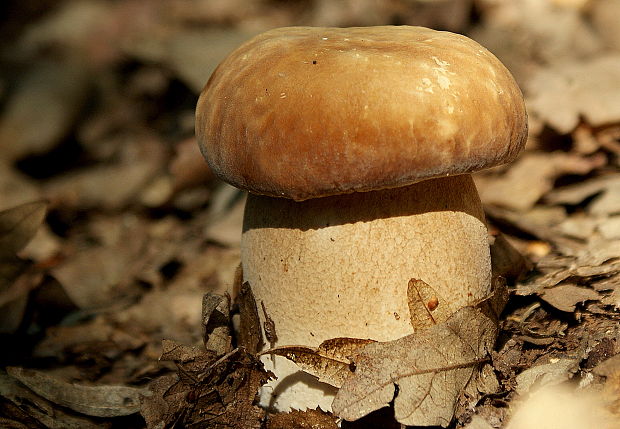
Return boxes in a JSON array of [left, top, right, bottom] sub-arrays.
[[267, 408, 339, 429], [589, 184, 620, 216], [237, 281, 264, 354], [261, 337, 376, 388], [0, 61, 89, 161], [545, 175, 620, 206], [0, 201, 47, 258], [0, 267, 44, 334], [514, 359, 579, 394], [332, 306, 496, 427], [485, 205, 583, 256], [139, 374, 179, 429], [43, 136, 165, 210], [407, 278, 442, 328], [576, 238, 620, 267], [477, 152, 605, 212], [52, 242, 144, 310], [0, 201, 47, 333], [526, 54, 620, 133], [152, 342, 271, 429], [202, 293, 232, 354], [541, 284, 600, 312], [0, 372, 106, 429], [125, 28, 257, 92], [490, 233, 531, 281], [33, 317, 146, 360], [6, 367, 149, 417], [169, 137, 213, 191], [0, 165, 41, 212]]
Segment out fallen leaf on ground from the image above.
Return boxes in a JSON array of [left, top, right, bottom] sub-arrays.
[[267, 408, 338, 429], [0, 201, 47, 258], [540, 284, 600, 312], [514, 358, 579, 394], [6, 367, 149, 417], [169, 137, 213, 191], [43, 136, 165, 210], [143, 341, 271, 429], [526, 54, 620, 133], [332, 306, 497, 427], [477, 152, 605, 212], [0, 372, 106, 429], [237, 281, 264, 354], [51, 241, 144, 310], [0, 165, 41, 211], [490, 233, 531, 281], [126, 29, 257, 92], [33, 316, 147, 360], [261, 337, 375, 388], [202, 293, 232, 354], [0, 61, 89, 161]]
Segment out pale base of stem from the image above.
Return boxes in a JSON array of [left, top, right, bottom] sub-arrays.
[[242, 175, 491, 411]]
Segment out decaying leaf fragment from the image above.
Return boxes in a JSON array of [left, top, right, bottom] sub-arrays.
[[407, 278, 443, 328], [0, 201, 48, 258], [261, 337, 376, 388], [332, 307, 497, 427], [0, 201, 48, 333], [6, 367, 148, 418], [143, 340, 272, 429], [267, 408, 339, 429], [237, 281, 264, 354], [540, 284, 600, 312], [202, 292, 232, 354], [0, 372, 104, 429]]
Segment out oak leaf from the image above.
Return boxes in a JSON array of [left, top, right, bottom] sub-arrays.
[[332, 307, 497, 427], [262, 337, 375, 388]]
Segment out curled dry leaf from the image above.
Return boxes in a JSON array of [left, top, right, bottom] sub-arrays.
[[261, 337, 376, 388], [6, 367, 149, 418], [237, 281, 264, 354], [152, 341, 272, 429], [202, 293, 232, 354], [407, 278, 443, 328], [332, 307, 497, 427], [0, 201, 47, 258], [0, 372, 105, 429]]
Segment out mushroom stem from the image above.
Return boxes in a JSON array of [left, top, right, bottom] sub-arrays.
[[241, 174, 491, 411]]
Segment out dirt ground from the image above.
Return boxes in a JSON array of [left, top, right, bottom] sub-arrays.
[[1, 1, 619, 428]]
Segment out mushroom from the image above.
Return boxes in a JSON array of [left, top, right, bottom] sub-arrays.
[[195, 26, 527, 411]]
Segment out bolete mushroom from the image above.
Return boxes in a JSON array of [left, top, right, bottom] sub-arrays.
[[196, 26, 527, 411]]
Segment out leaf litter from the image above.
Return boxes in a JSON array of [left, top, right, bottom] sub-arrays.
[[1, 1, 620, 428]]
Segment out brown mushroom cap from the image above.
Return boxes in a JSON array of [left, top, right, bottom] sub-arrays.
[[196, 26, 527, 201]]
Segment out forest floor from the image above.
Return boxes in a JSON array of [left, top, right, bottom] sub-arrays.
[[1, 1, 619, 428]]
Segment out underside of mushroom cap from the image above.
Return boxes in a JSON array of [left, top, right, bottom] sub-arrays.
[[196, 26, 527, 200]]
